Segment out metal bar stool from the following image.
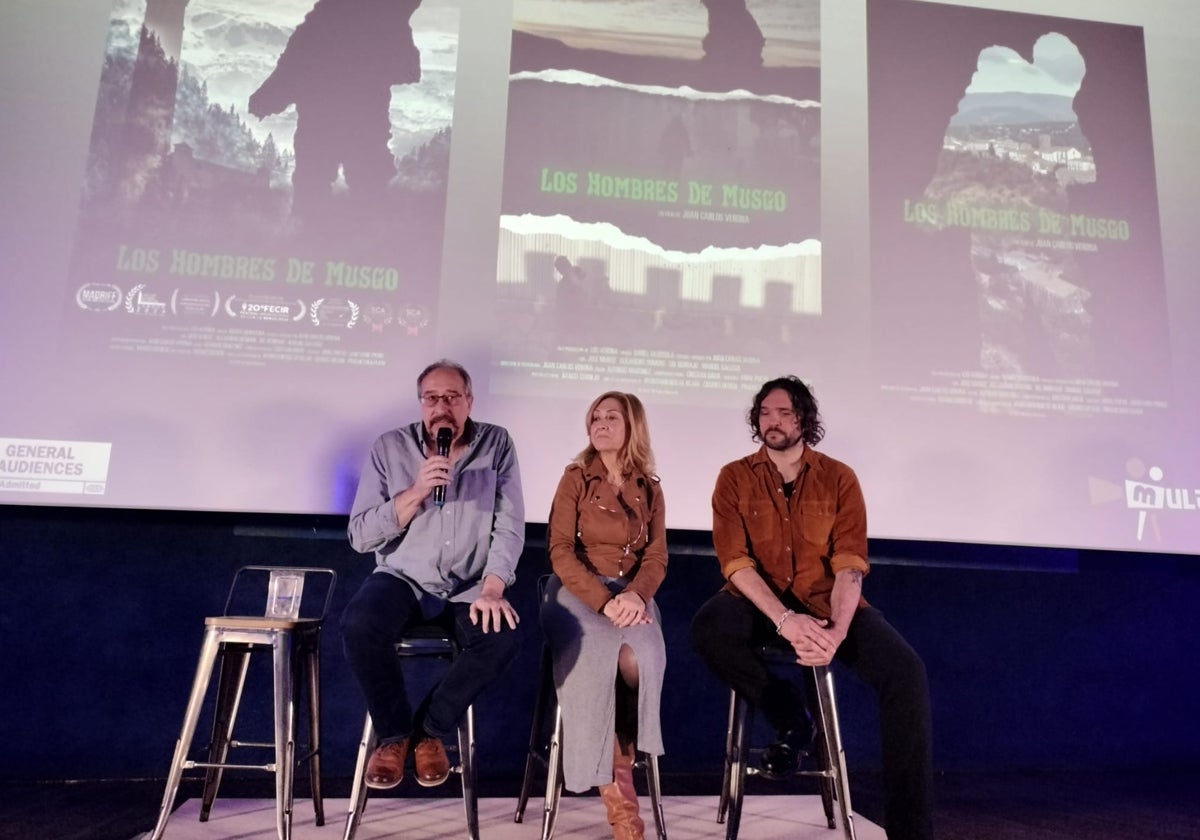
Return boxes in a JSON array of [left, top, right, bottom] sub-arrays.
[[150, 566, 337, 840], [514, 644, 668, 840], [717, 658, 855, 840], [343, 627, 478, 840]]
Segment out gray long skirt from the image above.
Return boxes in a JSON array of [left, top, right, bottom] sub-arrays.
[[540, 574, 666, 792]]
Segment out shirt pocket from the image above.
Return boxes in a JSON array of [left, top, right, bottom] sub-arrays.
[[738, 499, 780, 548], [799, 501, 835, 550], [457, 466, 498, 513]]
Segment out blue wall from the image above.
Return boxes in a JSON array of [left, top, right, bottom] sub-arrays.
[[1, 504, 1198, 783]]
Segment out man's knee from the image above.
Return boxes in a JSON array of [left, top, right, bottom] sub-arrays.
[[895, 647, 929, 700], [870, 634, 929, 708], [689, 592, 736, 659], [492, 625, 522, 664], [339, 599, 378, 649], [340, 578, 410, 645], [455, 628, 518, 693]]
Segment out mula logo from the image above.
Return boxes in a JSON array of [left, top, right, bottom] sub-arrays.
[[1089, 458, 1200, 542]]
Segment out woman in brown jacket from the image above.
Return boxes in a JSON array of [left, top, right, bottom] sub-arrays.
[[542, 391, 668, 840]]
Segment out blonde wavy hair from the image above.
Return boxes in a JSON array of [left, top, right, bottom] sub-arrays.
[[573, 391, 657, 478]]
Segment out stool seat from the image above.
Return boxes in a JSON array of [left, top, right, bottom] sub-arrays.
[[343, 629, 479, 840], [205, 616, 323, 631], [150, 566, 336, 840]]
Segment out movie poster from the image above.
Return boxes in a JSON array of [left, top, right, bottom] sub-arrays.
[[868, 0, 1170, 420], [61, 0, 461, 374], [492, 0, 821, 403]]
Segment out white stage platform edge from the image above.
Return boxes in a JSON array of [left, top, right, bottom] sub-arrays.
[[143, 795, 884, 839]]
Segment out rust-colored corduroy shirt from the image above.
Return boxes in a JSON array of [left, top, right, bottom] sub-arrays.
[[548, 456, 667, 613], [712, 445, 869, 619]]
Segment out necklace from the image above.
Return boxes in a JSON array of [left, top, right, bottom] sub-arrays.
[[621, 519, 645, 558]]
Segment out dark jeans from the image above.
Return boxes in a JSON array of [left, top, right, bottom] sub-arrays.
[[691, 590, 934, 840], [341, 572, 518, 743]]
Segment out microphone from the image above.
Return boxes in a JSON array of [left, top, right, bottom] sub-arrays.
[[433, 427, 453, 507]]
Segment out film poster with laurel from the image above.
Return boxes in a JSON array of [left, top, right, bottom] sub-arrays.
[[59, 0, 459, 378]]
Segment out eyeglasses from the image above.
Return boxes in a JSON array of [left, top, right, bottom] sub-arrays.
[[420, 392, 465, 407]]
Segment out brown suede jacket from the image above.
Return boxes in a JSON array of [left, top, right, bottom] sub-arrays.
[[547, 456, 667, 612], [712, 445, 869, 619]]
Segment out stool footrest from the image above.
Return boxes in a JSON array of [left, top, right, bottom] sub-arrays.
[[223, 739, 317, 755], [746, 766, 835, 780], [185, 760, 278, 772]]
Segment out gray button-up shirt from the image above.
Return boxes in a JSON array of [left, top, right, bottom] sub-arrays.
[[347, 419, 525, 616]]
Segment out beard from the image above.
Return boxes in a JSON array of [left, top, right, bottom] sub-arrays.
[[762, 427, 802, 451], [426, 415, 459, 442]]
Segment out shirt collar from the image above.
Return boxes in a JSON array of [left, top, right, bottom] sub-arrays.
[[415, 418, 478, 452], [750, 443, 816, 478], [581, 454, 607, 481], [580, 453, 647, 488]]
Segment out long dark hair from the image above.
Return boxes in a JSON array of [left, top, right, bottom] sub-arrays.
[[748, 376, 824, 447]]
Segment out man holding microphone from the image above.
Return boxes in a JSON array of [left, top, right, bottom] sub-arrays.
[[342, 359, 525, 789]]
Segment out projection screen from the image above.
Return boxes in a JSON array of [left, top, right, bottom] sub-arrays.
[[1, 0, 1197, 555]]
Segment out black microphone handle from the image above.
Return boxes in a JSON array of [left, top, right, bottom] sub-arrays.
[[433, 429, 452, 506]]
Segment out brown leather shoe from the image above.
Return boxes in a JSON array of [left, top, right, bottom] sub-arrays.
[[413, 736, 451, 787], [365, 740, 408, 790]]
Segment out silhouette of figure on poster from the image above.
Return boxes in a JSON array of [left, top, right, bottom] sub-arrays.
[[249, 0, 423, 225], [918, 33, 1095, 378], [553, 255, 589, 345], [701, 0, 764, 69]]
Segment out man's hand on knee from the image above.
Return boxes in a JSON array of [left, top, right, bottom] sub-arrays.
[[782, 613, 839, 666], [469, 592, 519, 633]]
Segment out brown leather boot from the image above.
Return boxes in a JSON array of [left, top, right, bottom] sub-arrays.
[[599, 737, 645, 840]]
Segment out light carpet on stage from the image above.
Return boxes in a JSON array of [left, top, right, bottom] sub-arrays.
[[143, 795, 884, 839]]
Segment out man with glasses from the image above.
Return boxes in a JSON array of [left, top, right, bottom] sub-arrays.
[[342, 359, 525, 789]]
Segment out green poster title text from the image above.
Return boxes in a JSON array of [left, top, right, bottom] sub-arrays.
[[541, 168, 787, 213], [903, 199, 1130, 241]]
